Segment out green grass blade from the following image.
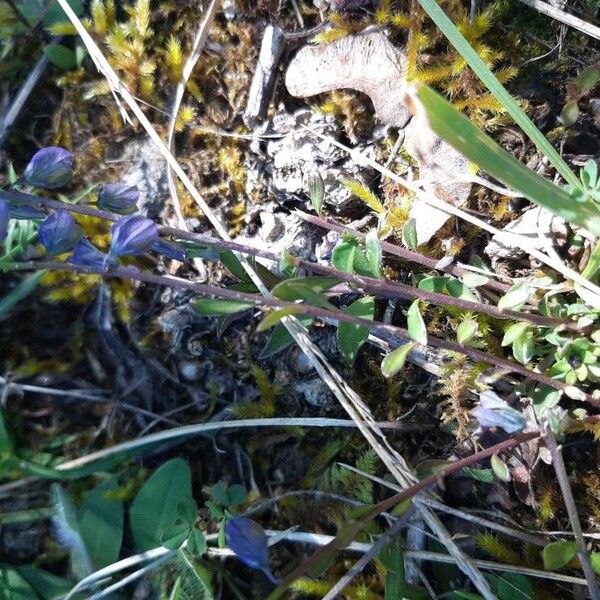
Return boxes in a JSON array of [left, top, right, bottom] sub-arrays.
[[415, 0, 579, 188], [414, 85, 600, 235]]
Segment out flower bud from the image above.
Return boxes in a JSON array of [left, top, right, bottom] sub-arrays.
[[225, 517, 279, 584], [23, 147, 73, 189], [97, 183, 139, 214], [471, 391, 526, 434], [0, 199, 8, 243], [39, 210, 82, 255], [109, 215, 158, 257], [68, 239, 108, 269]]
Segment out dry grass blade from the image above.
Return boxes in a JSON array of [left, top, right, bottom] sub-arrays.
[[516, 0, 600, 41]]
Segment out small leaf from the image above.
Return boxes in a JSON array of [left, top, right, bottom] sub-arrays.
[[401, 218, 418, 250], [160, 523, 190, 550], [187, 528, 207, 558], [445, 278, 479, 302], [381, 342, 415, 378], [257, 307, 303, 331], [490, 454, 511, 482], [259, 317, 313, 359], [193, 298, 254, 316], [337, 296, 374, 364], [574, 66, 600, 94], [406, 300, 427, 345], [501, 322, 530, 346], [418, 276, 449, 293], [362, 229, 381, 278], [512, 331, 535, 365], [496, 573, 532, 600], [332, 237, 357, 272], [177, 497, 198, 527], [591, 552, 600, 575], [457, 319, 478, 345], [560, 100, 579, 127], [542, 540, 578, 570], [43, 44, 76, 69], [498, 282, 530, 311], [271, 276, 339, 301], [307, 171, 325, 215], [227, 484, 248, 506], [130, 458, 192, 551], [463, 467, 494, 483]]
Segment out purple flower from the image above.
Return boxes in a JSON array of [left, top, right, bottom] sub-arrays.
[[97, 183, 139, 214], [68, 239, 108, 269], [151, 239, 186, 262], [23, 147, 73, 189], [225, 517, 279, 584], [471, 391, 526, 434], [109, 215, 158, 257], [39, 210, 82, 255], [0, 200, 8, 243]]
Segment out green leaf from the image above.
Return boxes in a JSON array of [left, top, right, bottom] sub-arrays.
[[542, 540, 578, 570], [271, 276, 339, 301], [193, 298, 253, 316], [560, 100, 580, 127], [496, 573, 532, 600], [0, 407, 15, 457], [187, 528, 207, 558], [227, 484, 248, 506], [574, 66, 600, 94], [413, 85, 600, 233], [337, 296, 374, 364], [307, 171, 325, 215], [257, 307, 303, 331], [43, 44, 76, 69], [591, 552, 600, 575], [358, 229, 381, 277], [0, 271, 45, 320], [412, 0, 578, 188], [407, 300, 427, 345], [16, 566, 72, 600], [210, 482, 229, 506], [0, 568, 39, 600], [332, 237, 358, 272], [51, 484, 94, 579], [463, 467, 494, 483], [379, 538, 405, 600], [498, 282, 530, 311], [173, 549, 214, 599], [501, 322, 530, 346], [79, 478, 123, 568], [160, 522, 191, 550], [259, 317, 314, 359], [381, 342, 415, 378], [512, 331, 535, 365], [402, 218, 418, 250], [130, 458, 192, 551], [177, 497, 198, 527], [490, 454, 511, 483], [445, 278, 478, 302], [456, 319, 478, 345], [418, 276, 450, 293]]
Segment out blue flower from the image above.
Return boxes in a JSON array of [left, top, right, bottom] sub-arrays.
[[109, 215, 158, 257], [23, 147, 73, 189], [97, 183, 139, 214], [0, 199, 8, 243], [151, 239, 187, 262], [225, 517, 279, 584], [68, 239, 108, 269], [39, 210, 82, 255], [471, 391, 526, 434]]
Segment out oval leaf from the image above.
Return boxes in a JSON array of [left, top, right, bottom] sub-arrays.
[[381, 342, 416, 378], [406, 300, 427, 345]]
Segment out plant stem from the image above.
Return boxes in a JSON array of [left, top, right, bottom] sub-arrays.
[[1, 189, 578, 331], [6, 259, 597, 407], [296, 210, 509, 294], [544, 428, 600, 600]]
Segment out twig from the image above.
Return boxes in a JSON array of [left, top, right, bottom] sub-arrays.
[[516, 0, 600, 41], [4, 189, 577, 330], [544, 427, 600, 600], [8, 259, 596, 406]]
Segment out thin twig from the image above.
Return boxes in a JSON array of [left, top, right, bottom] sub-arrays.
[[8, 259, 595, 405], [3, 189, 578, 330], [516, 0, 600, 41], [544, 427, 600, 600]]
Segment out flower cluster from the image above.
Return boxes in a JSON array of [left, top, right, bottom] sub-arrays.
[[2, 147, 188, 267]]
